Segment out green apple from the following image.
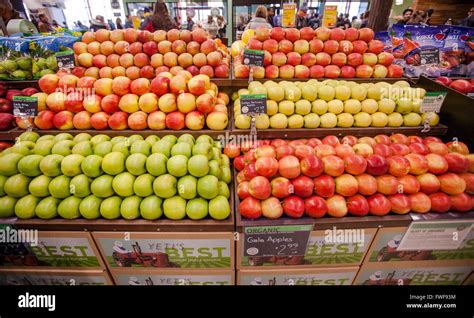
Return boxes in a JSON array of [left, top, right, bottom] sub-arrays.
[[301, 84, 317, 101], [0, 196, 17, 217], [14, 195, 40, 219], [354, 112, 372, 127], [377, 98, 395, 114], [10, 141, 35, 155], [51, 140, 75, 156], [54, 133, 73, 142], [40, 154, 64, 177], [209, 195, 231, 220], [187, 154, 209, 177], [81, 155, 103, 178], [171, 142, 192, 158], [93, 141, 113, 157], [163, 196, 186, 220], [167, 155, 188, 177], [145, 135, 160, 145], [110, 136, 128, 144], [100, 196, 122, 219], [208, 160, 221, 179], [186, 198, 208, 220], [33, 139, 56, 156], [36, 135, 54, 143], [0, 153, 23, 176], [161, 135, 177, 145], [0, 147, 13, 155], [102, 152, 125, 175], [58, 196, 82, 219], [195, 135, 213, 144], [131, 140, 151, 156], [70, 174, 91, 198], [90, 134, 111, 146], [29, 175, 51, 197], [73, 132, 92, 143], [18, 131, 39, 142], [112, 172, 136, 197], [134, 174, 155, 197], [220, 166, 231, 184], [304, 113, 320, 128], [177, 133, 195, 147], [125, 153, 147, 176], [61, 154, 84, 177], [211, 147, 221, 161], [395, 97, 413, 114], [0, 175, 7, 196], [4, 174, 31, 198], [421, 112, 439, 126], [279, 100, 295, 116], [153, 174, 177, 198], [128, 134, 144, 145], [72, 141, 93, 157], [112, 141, 130, 156], [337, 113, 354, 128], [177, 175, 197, 199], [412, 98, 422, 113], [221, 154, 230, 168], [91, 175, 114, 198], [197, 175, 219, 199], [79, 195, 102, 219], [388, 112, 404, 127], [146, 153, 168, 176], [48, 175, 71, 199], [151, 140, 172, 158], [403, 112, 422, 127], [140, 196, 163, 220], [35, 196, 60, 219], [218, 181, 230, 198], [288, 114, 304, 128], [120, 196, 141, 220]]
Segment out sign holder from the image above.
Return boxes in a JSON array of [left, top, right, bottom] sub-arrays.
[[13, 96, 38, 132], [420, 91, 446, 133]]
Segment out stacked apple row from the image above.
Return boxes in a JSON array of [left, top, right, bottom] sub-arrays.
[[231, 134, 474, 219], [73, 28, 229, 79], [0, 132, 232, 221], [21, 72, 229, 131], [234, 26, 402, 79], [234, 79, 438, 129]]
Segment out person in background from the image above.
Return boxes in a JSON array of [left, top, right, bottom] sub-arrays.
[[143, 7, 152, 18], [38, 14, 54, 32], [360, 10, 369, 28], [308, 12, 320, 29], [245, 6, 272, 30], [343, 13, 350, 25], [52, 20, 60, 28], [460, 7, 474, 27], [174, 16, 182, 29], [343, 21, 351, 29], [204, 15, 218, 38], [237, 14, 247, 31], [124, 15, 133, 28], [91, 15, 109, 31], [396, 8, 413, 25], [186, 15, 194, 31], [116, 18, 123, 29], [425, 9, 434, 25], [351, 15, 361, 29], [217, 15, 227, 39], [296, 3, 309, 29], [62, 21, 68, 29], [406, 10, 427, 25], [30, 16, 38, 29], [273, 8, 282, 27], [267, 7, 275, 27], [108, 19, 116, 30], [444, 18, 453, 25], [142, 0, 177, 31], [336, 13, 344, 27]]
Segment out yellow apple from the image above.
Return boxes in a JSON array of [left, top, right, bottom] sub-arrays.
[[388, 112, 403, 127], [284, 86, 301, 102], [403, 112, 421, 126], [320, 113, 337, 128], [295, 100, 311, 115], [288, 114, 304, 128], [367, 86, 383, 100], [378, 98, 396, 114], [327, 100, 344, 114], [301, 84, 318, 101], [371, 112, 389, 127], [354, 112, 372, 127], [343, 99, 362, 114], [266, 100, 279, 116], [279, 100, 295, 116], [206, 111, 228, 130], [270, 113, 288, 129], [337, 113, 354, 127], [335, 86, 351, 101], [421, 112, 439, 126], [395, 98, 413, 114], [318, 85, 335, 101], [412, 98, 422, 113], [267, 85, 285, 102], [235, 114, 251, 129], [394, 80, 410, 88], [312, 99, 328, 115], [255, 114, 270, 129], [361, 99, 379, 114], [351, 85, 367, 101], [304, 113, 320, 128]]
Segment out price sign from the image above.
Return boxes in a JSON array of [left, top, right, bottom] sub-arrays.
[[419, 48, 440, 65], [282, 3, 296, 28], [56, 52, 75, 69], [243, 225, 312, 257], [243, 49, 264, 67], [13, 96, 38, 117], [421, 91, 446, 113], [240, 94, 267, 115]]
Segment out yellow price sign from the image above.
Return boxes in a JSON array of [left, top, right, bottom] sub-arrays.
[[132, 16, 141, 29], [282, 3, 296, 28], [322, 5, 338, 28]]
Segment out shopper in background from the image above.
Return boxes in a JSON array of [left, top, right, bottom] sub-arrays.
[[296, 3, 309, 29], [204, 15, 218, 38], [217, 15, 227, 39], [444, 18, 453, 25], [351, 15, 361, 29], [116, 18, 123, 29], [174, 16, 182, 29], [360, 10, 369, 28], [142, 0, 177, 32], [308, 11, 320, 29], [336, 13, 344, 27], [38, 14, 54, 33], [108, 19, 116, 30], [245, 6, 272, 30], [186, 15, 195, 31], [237, 14, 247, 31], [91, 15, 109, 31], [124, 15, 133, 28], [267, 7, 275, 27], [460, 7, 474, 27], [396, 8, 413, 25], [273, 8, 282, 27], [406, 10, 428, 25]]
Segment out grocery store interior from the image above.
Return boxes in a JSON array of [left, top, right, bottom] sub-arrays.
[[0, 0, 473, 292]]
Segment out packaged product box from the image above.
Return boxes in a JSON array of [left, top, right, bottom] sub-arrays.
[[463, 272, 474, 285], [93, 232, 234, 270], [110, 269, 234, 285], [0, 269, 113, 285], [237, 229, 377, 268], [237, 267, 359, 285], [354, 261, 473, 285], [0, 229, 105, 270], [364, 227, 474, 264]]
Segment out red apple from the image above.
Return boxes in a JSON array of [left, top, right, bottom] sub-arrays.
[[278, 155, 301, 179], [335, 174, 359, 197], [313, 174, 335, 198], [398, 175, 421, 194], [300, 155, 324, 177], [449, 193, 473, 212], [409, 192, 431, 213], [389, 193, 411, 214], [305, 196, 328, 218], [322, 155, 345, 177], [425, 153, 449, 174], [366, 154, 388, 176], [261, 197, 284, 219], [367, 193, 391, 216], [429, 192, 451, 213], [373, 144, 393, 157], [239, 197, 262, 219], [237, 181, 250, 199], [271, 177, 293, 198], [460, 173, 474, 194], [405, 153, 429, 175], [356, 174, 378, 195], [326, 195, 348, 217], [234, 156, 245, 171], [417, 173, 440, 194], [292, 175, 314, 197], [248, 176, 271, 200], [282, 196, 305, 218], [344, 154, 367, 175], [335, 144, 355, 158], [255, 156, 279, 178], [347, 194, 370, 216], [243, 162, 258, 180], [409, 143, 429, 155], [444, 153, 469, 173], [387, 155, 410, 177], [276, 145, 294, 160], [390, 143, 410, 156], [376, 174, 399, 195]]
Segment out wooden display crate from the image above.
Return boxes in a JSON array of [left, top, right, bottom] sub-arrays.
[[0, 268, 113, 285]]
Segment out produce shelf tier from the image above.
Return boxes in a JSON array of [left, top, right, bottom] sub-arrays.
[[227, 77, 412, 87], [0, 128, 17, 140], [0, 80, 40, 90]]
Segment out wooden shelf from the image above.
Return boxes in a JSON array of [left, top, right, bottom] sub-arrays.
[[229, 77, 411, 87], [0, 127, 16, 140]]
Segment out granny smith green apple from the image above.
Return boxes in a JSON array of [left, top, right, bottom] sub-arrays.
[[112, 172, 135, 197], [211, 147, 221, 161], [128, 134, 144, 145], [163, 196, 186, 220], [120, 196, 141, 220], [146, 153, 167, 176], [0, 196, 17, 217], [209, 195, 231, 220], [112, 141, 130, 156], [91, 175, 114, 198], [151, 140, 172, 158], [0, 175, 7, 196], [171, 142, 192, 158], [145, 135, 160, 145], [29, 175, 51, 197], [221, 154, 230, 167], [218, 181, 230, 198], [51, 140, 75, 156], [10, 141, 35, 155], [167, 155, 188, 177], [14, 195, 40, 219], [53, 133, 73, 142], [40, 154, 64, 177], [186, 198, 208, 220], [37, 135, 54, 143], [73, 132, 92, 143], [90, 134, 111, 146], [61, 154, 84, 177], [100, 196, 122, 219], [33, 139, 55, 156], [110, 136, 128, 144], [70, 174, 91, 198], [72, 141, 93, 157], [187, 155, 209, 177], [81, 155, 103, 178], [197, 175, 219, 199], [130, 140, 151, 156], [177, 134, 195, 147], [208, 160, 221, 179], [0, 147, 12, 155], [58, 196, 82, 219], [48, 175, 71, 199], [35, 196, 60, 219], [140, 195, 163, 220], [93, 141, 113, 157], [220, 166, 231, 184], [177, 175, 197, 199], [18, 131, 39, 142], [192, 142, 212, 159], [79, 195, 102, 219], [153, 174, 177, 198], [195, 135, 213, 144], [4, 174, 31, 198], [102, 152, 125, 175], [125, 153, 147, 176], [0, 153, 23, 176], [133, 174, 155, 197], [161, 135, 177, 145]]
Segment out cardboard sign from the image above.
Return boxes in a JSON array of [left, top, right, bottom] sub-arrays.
[[420, 48, 440, 65], [282, 3, 296, 28], [243, 225, 312, 257], [421, 91, 447, 113], [243, 49, 264, 67], [0, 269, 112, 285], [13, 96, 37, 117], [322, 5, 338, 27], [56, 52, 75, 69], [240, 94, 267, 115]]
